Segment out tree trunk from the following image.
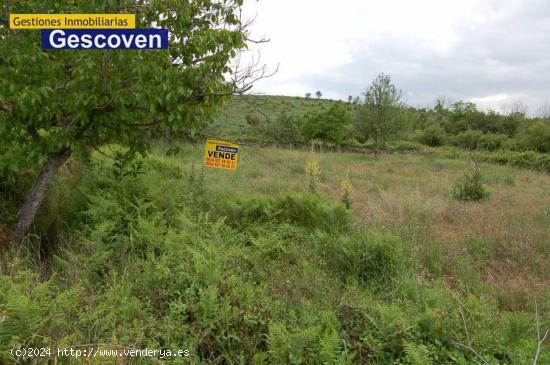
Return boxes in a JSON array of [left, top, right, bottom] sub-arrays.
[[13, 148, 72, 242]]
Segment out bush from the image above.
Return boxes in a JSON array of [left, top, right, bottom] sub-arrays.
[[263, 111, 303, 145], [245, 113, 261, 126], [451, 130, 483, 150], [451, 161, 490, 201], [416, 124, 446, 147], [316, 231, 405, 289], [478, 133, 507, 151], [386, 140, 424, 153], [517, 121, 550, 153]]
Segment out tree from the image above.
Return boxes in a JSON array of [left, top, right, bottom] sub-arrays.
[[315, 90, 322, 99], [264, 111, 303, 146], [347, 95, 353, 103], [354, 73, 403, 149], [518, 120, 550, 152], [0, 0, 259, 241], [305, 92, 312, 99], [441, 101, 477, 134], [302, 103, 349, 144]]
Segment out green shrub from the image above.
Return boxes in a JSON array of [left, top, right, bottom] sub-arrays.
[[341, 138, 365, 148], [432, 148, 550, 173], [386, 140, 424, 152], [451, 130, 483, 150], [517, 120, 550, 153], [416, 124, 446, 147], [245, 113, 261, 126], [263, 111, 303, 145], [316, 231, 405, 289], [478, 133, 507, 151], [451, 161, 490, 201]]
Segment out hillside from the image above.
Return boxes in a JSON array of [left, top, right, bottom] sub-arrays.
[[206, 95, 343, 141]]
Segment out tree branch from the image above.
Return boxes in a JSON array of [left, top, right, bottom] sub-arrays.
[[533, 301, 550, 365], [452, 306, 490, 365]]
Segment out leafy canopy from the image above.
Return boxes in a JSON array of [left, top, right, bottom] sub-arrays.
[[354, 73, 403, 147], [302, 103, 350, 144], [0, 0, 248, 164]]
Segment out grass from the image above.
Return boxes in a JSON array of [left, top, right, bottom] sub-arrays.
[[1, 141, 549, 363], [159, 143, 550, 310]]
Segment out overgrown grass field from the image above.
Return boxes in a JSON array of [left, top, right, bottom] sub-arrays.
[[166, 143, 550, 311], [2, 141, 548, 364]]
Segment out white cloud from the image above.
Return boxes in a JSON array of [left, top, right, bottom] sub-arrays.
[[241, 0, 550, 113]]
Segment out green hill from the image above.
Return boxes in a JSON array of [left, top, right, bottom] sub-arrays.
[[206, 95, 344, 141]]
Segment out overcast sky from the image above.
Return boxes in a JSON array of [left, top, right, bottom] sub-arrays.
[[241, 0, 550, 114]]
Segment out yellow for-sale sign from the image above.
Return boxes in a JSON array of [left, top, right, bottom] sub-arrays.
[[204, 139, 239, 171]]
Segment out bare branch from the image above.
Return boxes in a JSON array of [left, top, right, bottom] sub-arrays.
[[229, 50, 279, 95], [459, 307, 472, 348], [453, 306, 490, 365], [533, 301, 550, 365]]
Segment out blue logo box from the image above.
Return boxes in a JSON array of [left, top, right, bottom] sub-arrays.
[[42, 29, 168, 50], [216, 145, 239, 154]]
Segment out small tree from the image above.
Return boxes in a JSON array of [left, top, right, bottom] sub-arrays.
[[451, 160, 489, 201], [0, 0, 257, 241], [348, 95, 353, 103], [305, 92, 312, 99], [302, 104, 349, 144], [315, 90, 322, 99], [354, 73, 403, 150], [443, 101, 477, 134]]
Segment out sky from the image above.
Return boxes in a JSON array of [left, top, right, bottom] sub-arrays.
[[241, 0, 550, 114]]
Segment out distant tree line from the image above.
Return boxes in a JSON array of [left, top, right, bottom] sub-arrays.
[[250, 73, 550, 154]]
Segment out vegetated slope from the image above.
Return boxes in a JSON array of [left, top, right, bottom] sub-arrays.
[[204, 95, 550, 174], [206, 94, 341, 141], [1, 142, 549, 364]]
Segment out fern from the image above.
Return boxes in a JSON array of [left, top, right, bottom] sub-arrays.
[[318, 329, 341, 364], [404, 341, 432, 365]]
